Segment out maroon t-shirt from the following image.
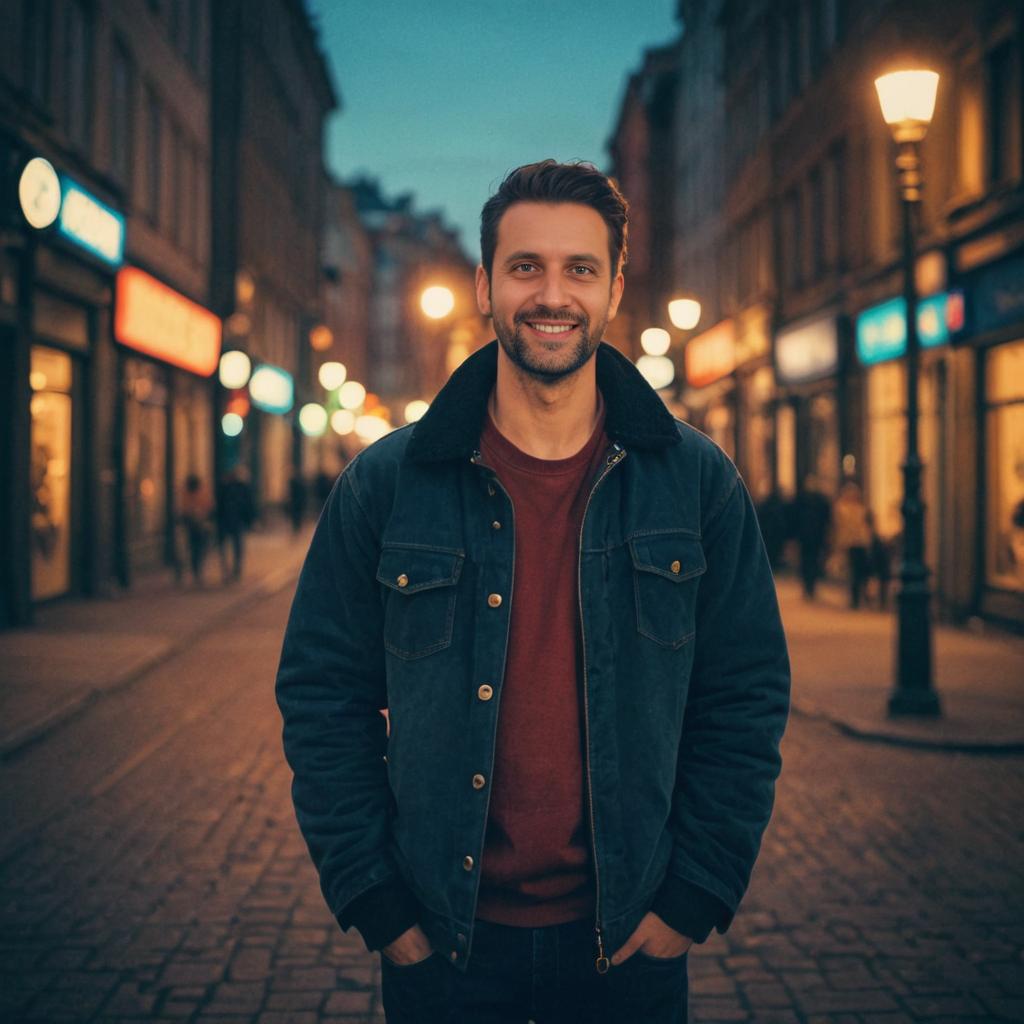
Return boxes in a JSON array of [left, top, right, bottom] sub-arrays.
[[476, 405, 609, 926]]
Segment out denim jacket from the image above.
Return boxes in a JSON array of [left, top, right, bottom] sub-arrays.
[[276, 341, 790, 972]]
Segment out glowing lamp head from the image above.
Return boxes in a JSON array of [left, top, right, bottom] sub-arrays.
[[219, 350, 252, 390], [331, 409, 355, 435], [421, 286, 455, 320], [222, 412, 244, 437], [298, 403, 328, 437], [355, 414, 391, 443], [318, 361, 347, 391], [636, 355, 675, 391], [874, 70, 939, 142], [668, 298, 701, 331], [338, 380, 366, 410], [641, 327, 671, 357], [404, 400, 430, 424]]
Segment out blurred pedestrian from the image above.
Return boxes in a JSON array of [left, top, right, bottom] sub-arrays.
[[867, 509, 892, 609], [217, 467, 254, 582], [180, 474, 214, 585], [756, 488, 790, 570], [277, 160, 790, 1023], [833, 481, 872, 609], [794, 475, 831, 600], [314, 469, 333, 512], [288, 473, 307, 535]]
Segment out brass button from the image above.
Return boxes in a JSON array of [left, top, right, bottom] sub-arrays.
[[477, 684, 494, 701], [397, 574, 409, 588], [491, 520, 501, 530], [487, 593, 502, 608], [472, 773, 486, 790], [670, 560, 681, 574], [462, 855, 474, 871]]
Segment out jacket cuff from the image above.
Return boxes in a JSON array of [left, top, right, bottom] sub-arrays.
[[651, 875, 730, 944], [337, 879, 421, 952]]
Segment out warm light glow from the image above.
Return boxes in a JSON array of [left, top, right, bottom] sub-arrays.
[[219, 351, 252, 389], [355, 414, 391, 442], [299, 403, 328, 437], [225, 394, 250, 417], [29, 371, 47, 391], [331, 409, 355, 435], [421, 285, 455, 319], [874, 70, 939, 140], [641, 327, 671, 357], [338, 380, 366, 409], [309, 324, 334, 351], [222, 413, 244, 437], [668, 298, 701, 331], [318, 361, 347, 391], [636, 355, 675, 391], [404, 400, 430, 423]]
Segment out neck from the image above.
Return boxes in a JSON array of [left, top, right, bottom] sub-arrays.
[[489, 347, 602, 459]]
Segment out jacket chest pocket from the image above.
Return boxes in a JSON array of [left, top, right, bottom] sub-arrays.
[[377, 545, 463, 660], [629, 533, 706, 649]]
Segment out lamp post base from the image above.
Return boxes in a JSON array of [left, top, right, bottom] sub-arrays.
[[888, 687, 942, 717]]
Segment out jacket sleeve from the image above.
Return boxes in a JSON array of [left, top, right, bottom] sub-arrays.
[[275, 467, 417, 948], [659, 472, 791, 937]]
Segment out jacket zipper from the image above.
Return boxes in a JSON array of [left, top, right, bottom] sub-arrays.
[[578, 442, 627, 973]]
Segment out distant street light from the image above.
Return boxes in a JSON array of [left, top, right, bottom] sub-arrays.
[[318, 361, 347, 391], [298, 403, 328, 437], [219, 350, 252, 390], [404, 399, 430, 423], [874, 67, 941, 718], [667, 297, 701, 331], [421, 285, 455, 319], [641, 327, 671, 357], [338, 380, 367, 410]]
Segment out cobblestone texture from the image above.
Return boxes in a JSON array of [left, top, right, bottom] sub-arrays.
[[1, 586, 1022, 1022]]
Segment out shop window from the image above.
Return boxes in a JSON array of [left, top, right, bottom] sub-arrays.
[[30, 347, 73, 601], [124, 359, 169, 562], [985, 340, 1024, 592]]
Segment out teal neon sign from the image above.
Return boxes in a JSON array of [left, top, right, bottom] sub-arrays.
[[855, 292, 956, 366], [57, 176, 125, 267]]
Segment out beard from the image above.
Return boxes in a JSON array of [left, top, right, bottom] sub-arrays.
[[493, 304, 608, 384]]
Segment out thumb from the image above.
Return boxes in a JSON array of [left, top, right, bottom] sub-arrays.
[[610, 932, 642, 967]]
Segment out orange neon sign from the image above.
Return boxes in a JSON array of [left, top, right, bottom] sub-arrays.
[[115, 267, 222, 376], [685, 318, 736, 388]]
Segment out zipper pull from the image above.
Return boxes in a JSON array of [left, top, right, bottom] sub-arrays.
[[595, 927, 610, 974]]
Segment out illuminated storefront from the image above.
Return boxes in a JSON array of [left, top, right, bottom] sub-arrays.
[[1, 154, 126, 621], [774, 313, 843, 497], [682, 319, 737, 459], [114, 267, 222, 577]]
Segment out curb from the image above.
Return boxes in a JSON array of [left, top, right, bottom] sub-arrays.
[[0, 563, 302, 761], [790, 699, 1024, 754]]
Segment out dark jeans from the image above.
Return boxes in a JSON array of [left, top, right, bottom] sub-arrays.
[[847, 546, 871, 608], [380, 918, 688, 1024], [219, 528, 245, 581]]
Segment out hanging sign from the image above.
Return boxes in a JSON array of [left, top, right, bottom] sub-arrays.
[[855, 292, 957, 366], [685, 319, 736, 388], [775, 314, 839, 384], [115, 267, 222, 376]]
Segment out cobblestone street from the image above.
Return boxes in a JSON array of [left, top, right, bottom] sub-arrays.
[[1, 580, 1023, 1023]]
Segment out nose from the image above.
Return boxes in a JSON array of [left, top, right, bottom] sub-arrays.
[[532, 268, 571, 310]]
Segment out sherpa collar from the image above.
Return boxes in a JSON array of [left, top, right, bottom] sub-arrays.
[[405, 340, 680, 463]]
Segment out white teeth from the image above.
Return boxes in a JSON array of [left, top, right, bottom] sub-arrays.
[[530, 323, 576, 334]]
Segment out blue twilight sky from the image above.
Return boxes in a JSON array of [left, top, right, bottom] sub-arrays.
[[307, 0, 680, 261]]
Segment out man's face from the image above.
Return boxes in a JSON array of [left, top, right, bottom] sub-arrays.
[[476, 202, 624, 383]]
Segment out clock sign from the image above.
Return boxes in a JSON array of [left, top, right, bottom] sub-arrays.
[[19, 157, 62, 229]]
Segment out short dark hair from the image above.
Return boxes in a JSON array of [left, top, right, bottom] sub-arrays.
[[479, 160, 629, 278]]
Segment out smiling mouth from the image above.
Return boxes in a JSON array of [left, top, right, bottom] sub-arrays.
[[524, 321, 580, 336]]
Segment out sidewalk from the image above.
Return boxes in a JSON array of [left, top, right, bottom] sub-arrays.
[[778, 575, 1024, 752], [0, 521, 313, 758]]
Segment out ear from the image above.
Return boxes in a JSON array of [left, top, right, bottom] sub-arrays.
[[475, 264, 492, 316], [606, 267, 625, 322]]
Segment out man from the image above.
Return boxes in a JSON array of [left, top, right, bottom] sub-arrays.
[[276, 160, 790, 1022]]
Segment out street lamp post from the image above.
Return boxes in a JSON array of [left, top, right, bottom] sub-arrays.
[[874, 69, 941, 717], [667, 296, 702, 403]]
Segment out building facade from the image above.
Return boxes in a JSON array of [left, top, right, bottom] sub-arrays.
[[1, 0, 223, 625], [612, 0, 1024, 627]]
